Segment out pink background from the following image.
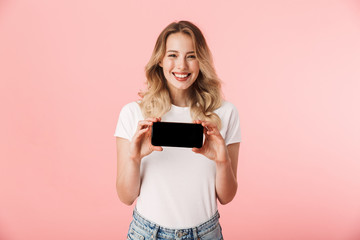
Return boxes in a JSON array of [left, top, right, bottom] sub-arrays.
[[1, 0, 360, 239]]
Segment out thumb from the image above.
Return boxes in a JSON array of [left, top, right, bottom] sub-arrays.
[[152, 146, 163, 152], [192, 147, 201, 153]]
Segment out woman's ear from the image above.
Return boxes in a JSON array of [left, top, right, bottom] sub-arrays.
[[158, 61, 162, 67]]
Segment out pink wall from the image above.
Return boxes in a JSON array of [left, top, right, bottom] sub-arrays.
[[1, 0, 360, 239]]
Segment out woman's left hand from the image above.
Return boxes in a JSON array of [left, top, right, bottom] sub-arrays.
[[192, 120, 229, 163]]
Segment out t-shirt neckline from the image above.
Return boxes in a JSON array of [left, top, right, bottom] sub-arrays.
[[171, 104, 190, 111]]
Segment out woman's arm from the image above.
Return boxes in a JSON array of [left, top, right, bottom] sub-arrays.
[[215, 142, 240, 205], [192, 120, 241, 205], [116, 137, 141, 206], [116, 117, 162, 206]]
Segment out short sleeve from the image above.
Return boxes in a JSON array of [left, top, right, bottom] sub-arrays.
[[114, 103, 137, 141], [224, 103, 242, 145]]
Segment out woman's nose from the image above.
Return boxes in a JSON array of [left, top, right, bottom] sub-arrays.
[[176, 57, 188, 70]]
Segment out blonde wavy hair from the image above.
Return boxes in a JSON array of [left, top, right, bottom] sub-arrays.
[[138, 20, 223, 129]]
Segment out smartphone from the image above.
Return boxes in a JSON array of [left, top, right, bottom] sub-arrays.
[[151, 122, 204, 148]]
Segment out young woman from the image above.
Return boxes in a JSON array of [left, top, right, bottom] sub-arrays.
[[114, 20, 241, 240]]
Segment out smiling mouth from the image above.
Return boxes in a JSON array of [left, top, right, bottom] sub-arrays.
[[172, 72, 191, 80]]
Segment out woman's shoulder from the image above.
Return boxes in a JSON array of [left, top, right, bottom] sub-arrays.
[[122, 100, 141, 110], [216, 100, 238, 113], [119, 100, 143, 117]]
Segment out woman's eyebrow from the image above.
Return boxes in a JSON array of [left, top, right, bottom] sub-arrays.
[[166, 50, 195, 54]]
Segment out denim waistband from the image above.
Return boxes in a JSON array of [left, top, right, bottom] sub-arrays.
[[132, 208, 220, 239]]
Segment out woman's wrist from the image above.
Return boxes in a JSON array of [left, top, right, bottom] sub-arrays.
[[129, 152, 142, 165], [215, 155, 231, 168], [215, 142, 230, 165]]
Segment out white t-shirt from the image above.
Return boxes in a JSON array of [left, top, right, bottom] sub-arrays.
[[114, 100, 241, 228]]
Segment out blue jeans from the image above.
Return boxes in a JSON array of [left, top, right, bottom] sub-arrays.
[[127, 208, 224, 240]]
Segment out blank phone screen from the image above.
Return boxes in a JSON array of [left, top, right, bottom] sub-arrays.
[[151, 122, 203, 148]]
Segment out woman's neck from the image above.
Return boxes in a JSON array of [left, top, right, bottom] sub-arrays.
[[169, 89, 190, 107]]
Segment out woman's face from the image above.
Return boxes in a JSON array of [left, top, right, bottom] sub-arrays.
[[159, 32, 200, 94]]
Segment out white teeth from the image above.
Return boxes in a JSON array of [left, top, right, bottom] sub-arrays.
[[174, 73, 189, 78]]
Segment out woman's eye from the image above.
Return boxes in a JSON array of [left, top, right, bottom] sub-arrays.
[[188, 55, 196, 59], [168, 54, 176, 57]]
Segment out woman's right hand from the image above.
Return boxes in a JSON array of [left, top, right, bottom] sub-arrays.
[[129, 117, 163, 163]]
